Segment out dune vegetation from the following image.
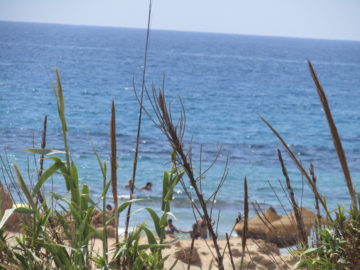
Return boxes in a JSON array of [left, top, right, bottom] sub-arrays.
[[0, 5, 359, 270]]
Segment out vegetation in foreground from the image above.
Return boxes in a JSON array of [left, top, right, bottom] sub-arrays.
[[0, 9, 358, 267]]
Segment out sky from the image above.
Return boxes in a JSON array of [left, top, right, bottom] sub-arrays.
[[1, 0, 360, 41]]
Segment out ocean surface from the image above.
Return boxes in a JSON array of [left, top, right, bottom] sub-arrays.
[[1, 21, 360, 236]]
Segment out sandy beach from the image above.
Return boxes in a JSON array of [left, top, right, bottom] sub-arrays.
[[85, 236, 295, 269], [6, 232, 295, 269]]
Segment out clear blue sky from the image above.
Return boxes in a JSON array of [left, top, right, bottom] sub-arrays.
[[1, 0, 359, 41]]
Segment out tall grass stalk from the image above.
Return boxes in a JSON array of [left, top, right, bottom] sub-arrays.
[[124, 0, 152, 239], [308, 60, 358, 211], [147, 88, 225, 269], [239, 176, 248, 269], [110, 100, 119, 256], [261, 116, 333, 223], [226, 233, 236, 270], [278, 149, 308, 247]]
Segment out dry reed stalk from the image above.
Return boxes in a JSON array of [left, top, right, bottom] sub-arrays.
[[38, 115, 47, 177], [124, 0, 152, 240], [38, 115, 62, 243], [252, 202, 278, 232], [149, 89, 225, 270], [309, 164, 321, 222], [221, 215, 241, 259], [308, 60, 358, 211], [226, 233, 236, 270], [208, 157, 229, 219], [110, 101, 119, 252], [186, 236, 196, 270], [261, 116, 333, 223], [309, 163, 321, 246], [240, 177, 249, 269], [278, 149, 308, 247]]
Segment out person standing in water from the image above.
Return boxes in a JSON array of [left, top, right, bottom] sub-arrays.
[[124, 179, 134, 189]]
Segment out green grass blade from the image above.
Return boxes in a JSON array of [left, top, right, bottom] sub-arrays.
[[26, 149, 65, 155], [145, 208, 161, 238], [32, 161, 63, 197], [14, 164, 37, 210]]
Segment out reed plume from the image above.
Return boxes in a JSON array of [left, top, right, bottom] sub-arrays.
[[35, 115, 47, 205], [240, 176, 248, 269], [309, 163, 321, 222], [110, 100, 119, 250], [147, 88, 225, 270], [308, 60, 358, 211]]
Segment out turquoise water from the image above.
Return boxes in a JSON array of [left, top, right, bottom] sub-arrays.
[[1, 21, 360, 235]]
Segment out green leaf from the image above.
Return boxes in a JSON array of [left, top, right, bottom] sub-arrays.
[[32, 161, 64, 197], [71, 162, 79, 189], [101, 179, 112, 199], [26, 148, 65, 155], [81, 184, 90, 210], [14, 164, 37, 211], [94, 149, 106, 180], [145, 208, 161, 238], [117, 199, 143, 214], [160, 212, 169, 228], [164, 172, 183, 202], [47, 157, 71, 191], [14, 207, 34, 214], [142, 227, 158, 253], [162, 171, 170, 211]]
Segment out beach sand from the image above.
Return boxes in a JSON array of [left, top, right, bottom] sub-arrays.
[[6, 232, 296, 269], [85, 235, 296, 269]]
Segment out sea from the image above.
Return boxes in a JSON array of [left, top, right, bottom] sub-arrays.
[[0, 21, 359, 236]]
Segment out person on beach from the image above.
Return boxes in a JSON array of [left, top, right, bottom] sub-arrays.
[[140, 182, 152, 191], [91, 204, 114, 227], [165, 219, 181, 235], [190, 217, 208, 239], [124, 179, 134, 189]]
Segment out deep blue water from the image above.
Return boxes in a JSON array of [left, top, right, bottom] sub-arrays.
[[1, 21, 360, 235]]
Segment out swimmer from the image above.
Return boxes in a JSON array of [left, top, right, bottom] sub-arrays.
[[124, 179, 135, 189], [140, 182, 152, 191]]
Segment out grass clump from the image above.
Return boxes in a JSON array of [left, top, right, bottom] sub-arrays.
[[296, 205, 360, 269], [0, 69, 180, 270], [294, 62, 360, 270]]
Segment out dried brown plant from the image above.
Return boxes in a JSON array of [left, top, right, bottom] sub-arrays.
[[308, 60, 358, 211], [239, 176, 248, 269], [145, 87, 225, 269], [110, 100, 119, 252], [278, 149, 307, 247]]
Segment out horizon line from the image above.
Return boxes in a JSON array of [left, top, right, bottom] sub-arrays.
[[1, 19, 360, 43]]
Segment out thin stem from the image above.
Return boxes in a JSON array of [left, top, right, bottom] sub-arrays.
[[124, 0, 152, 239]]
